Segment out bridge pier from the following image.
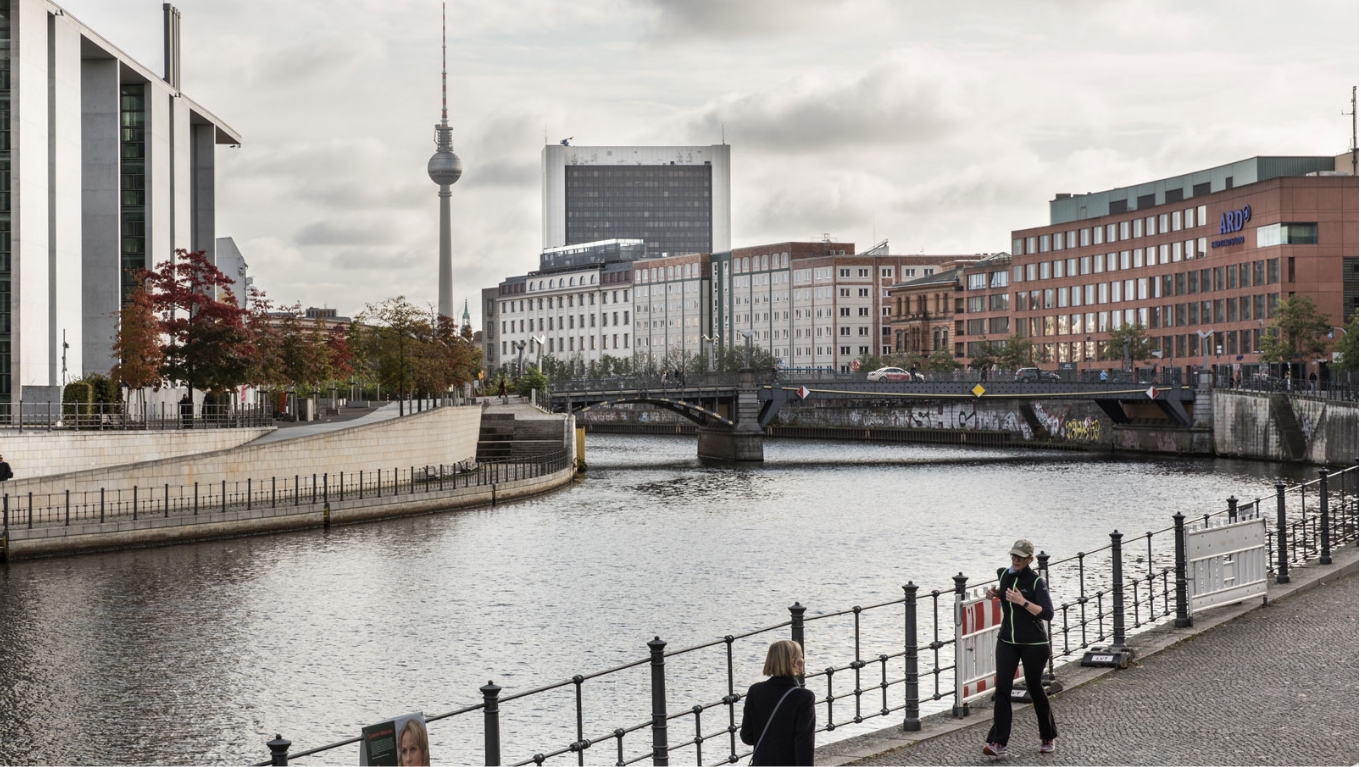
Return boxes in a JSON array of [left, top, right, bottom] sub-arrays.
[[697, 426, 764, 461], [697, 368, 764, 461]]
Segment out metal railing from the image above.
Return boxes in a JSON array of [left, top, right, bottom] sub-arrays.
[[0, 401, 273, 430], [252, 463, 1358, 766], [0, 449, 573, 533], [1216, 374, 1359, 402]]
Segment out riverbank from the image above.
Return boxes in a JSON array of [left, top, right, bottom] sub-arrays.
[[825, 544, 1358, 765]]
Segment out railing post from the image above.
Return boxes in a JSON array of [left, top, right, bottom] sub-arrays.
[[267, 734, 291, 766], [1173, 512, 1192, 627], [131, 487, 136, 522], [1037, 551, 1057, 682], [1318, 468, 1331, 565], [221, 480, 226, 514], [65, 489, 70, 526], [902, 582, 920, 732], [100, 488, 105, 523], [1082, 530, 1133, 668], [950, 572, 968, 718], [788, 601, 806, 651], [340, 472, 344, 502], [323, 473, 328, 505], [1227, 495, 1238, 523], [1276, 484, 1290, 583], [648, 636, 669, 766], [247, 479, 252, 512], [481, 680, 503, 766]]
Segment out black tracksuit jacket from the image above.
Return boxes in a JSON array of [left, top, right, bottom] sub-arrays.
[[994, 566, 1055, 645]]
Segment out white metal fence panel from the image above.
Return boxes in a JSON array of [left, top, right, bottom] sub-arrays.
[[1186, 508, 1268, 615], [954, 588, 1018, 707]]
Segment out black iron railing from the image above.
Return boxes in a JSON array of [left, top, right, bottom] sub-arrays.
[[252, 463, 1357, 767], [0, 449, 573, 532], [0, 401, 273, 430]]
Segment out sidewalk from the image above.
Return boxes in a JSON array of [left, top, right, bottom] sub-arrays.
[[248, 402, 401, 444], [819, 547, 1358, 766]]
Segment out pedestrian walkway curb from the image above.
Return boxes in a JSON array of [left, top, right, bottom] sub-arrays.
[[814, 544, 1359, 766]]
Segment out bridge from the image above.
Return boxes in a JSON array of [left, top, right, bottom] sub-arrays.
[[548, 370, 1201, 461]]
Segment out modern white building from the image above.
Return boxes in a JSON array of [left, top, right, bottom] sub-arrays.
[[542, 143, 731, 257], [214, 236, 250, 308], [1, 1, 238, 402]]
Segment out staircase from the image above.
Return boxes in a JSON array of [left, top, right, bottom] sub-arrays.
[[1268, 393, 1308, 461], [477, 412, 568, 461]]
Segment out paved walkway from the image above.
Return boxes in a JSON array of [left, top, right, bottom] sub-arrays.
[[248, 402, 402, 444], [839, 565, 1358, 766]]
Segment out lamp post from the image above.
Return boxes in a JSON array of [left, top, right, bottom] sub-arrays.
[[701, 333, 716, 373]]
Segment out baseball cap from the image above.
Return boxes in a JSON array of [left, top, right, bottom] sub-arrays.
[[1009, 539, 1034, 558]]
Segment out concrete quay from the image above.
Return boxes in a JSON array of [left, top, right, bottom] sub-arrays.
[[816, 546, 1358, 766]]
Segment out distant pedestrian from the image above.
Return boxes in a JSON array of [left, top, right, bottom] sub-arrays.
[[498, 378, 509, 404], [740, 640, 816, 765], [1309, 371, 1318, 392], [1099, 369, 1108, 383], [0, 454, 12, 482], [179, 393, 193, 430], [982, 539, 1058, 757]]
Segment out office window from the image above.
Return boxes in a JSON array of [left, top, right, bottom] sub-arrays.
[[1067, 231, 1077, 249], [1094, 226, 1104, 246], [1040, 234, 1051, 252], [1040, 262, 1051, 279], [1120, 220, 1130, 240], [1172, 212, 1182, 232], [1053, 260, 1065, 279], [1133, 218, 1143, 238], [1120, 251, 1131, 270], [1267, 259, 1279, 283], [1133, 248, 1143, 268], [1026, 264, 1038, 281], [1159, 213, 1169, 234], [1080, 228, 1091, 247]]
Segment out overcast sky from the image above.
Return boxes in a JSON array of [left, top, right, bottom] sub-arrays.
[[62, 0, 1357, 325]]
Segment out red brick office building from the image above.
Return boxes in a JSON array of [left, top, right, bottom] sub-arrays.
[[956, 155, 1358, 377]]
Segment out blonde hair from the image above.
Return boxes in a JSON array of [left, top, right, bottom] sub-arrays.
[[398, 718, 430, 766], [762, 639, 803, 677]]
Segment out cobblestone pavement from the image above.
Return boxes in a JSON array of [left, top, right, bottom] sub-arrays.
[[855, 573, 1358, 766]]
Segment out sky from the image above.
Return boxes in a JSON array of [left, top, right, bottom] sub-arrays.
[[60, 0, 1357, 327]]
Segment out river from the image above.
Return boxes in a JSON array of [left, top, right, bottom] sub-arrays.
[[0, 435, 1317, 765]]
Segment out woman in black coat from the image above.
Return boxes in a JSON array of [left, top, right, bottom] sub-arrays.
[[740, 639, 816, 766]]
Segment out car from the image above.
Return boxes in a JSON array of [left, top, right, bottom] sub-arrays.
[[1015, 367, 1061, 383], [868, 367, 922, 382]]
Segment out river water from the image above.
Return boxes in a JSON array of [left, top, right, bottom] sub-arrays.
[[0, 435, 1317, 765]]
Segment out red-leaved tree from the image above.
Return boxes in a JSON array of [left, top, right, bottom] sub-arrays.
[[144, 249, 254, 400]]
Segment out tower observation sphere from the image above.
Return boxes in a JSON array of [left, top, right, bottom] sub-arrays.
[[428, 148, 462, 186]]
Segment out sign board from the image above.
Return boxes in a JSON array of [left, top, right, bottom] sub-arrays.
[[849, 360, 861, 372], [361, 712, 429, 766]]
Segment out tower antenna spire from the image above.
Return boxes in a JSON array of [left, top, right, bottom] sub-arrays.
[[441, 1, 448, 126]]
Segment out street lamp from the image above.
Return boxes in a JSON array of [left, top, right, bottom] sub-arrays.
[[700, 333, 717, 373], [738, 329, 753, 369]]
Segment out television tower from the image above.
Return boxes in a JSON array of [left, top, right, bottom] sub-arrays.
[[427, 1, 462, 319]]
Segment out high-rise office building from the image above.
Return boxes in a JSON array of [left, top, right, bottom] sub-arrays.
[[0, 1, 238, 402], [542, 144, 731, 257]]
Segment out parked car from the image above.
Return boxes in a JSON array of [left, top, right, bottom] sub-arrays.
[[1015, 367, 1061, 383], [868, 367, 923, 382]]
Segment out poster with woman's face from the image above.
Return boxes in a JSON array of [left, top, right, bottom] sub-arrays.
[[360, 712, 429, 766]]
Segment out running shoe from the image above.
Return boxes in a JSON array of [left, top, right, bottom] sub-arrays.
[[983, 742, 1007, 757]]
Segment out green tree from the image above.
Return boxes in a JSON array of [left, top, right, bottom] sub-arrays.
[[969, 341, 998, 372], [996, 333, 1035, 370], [925, 349, 960, 371], [1101, 323, 1152, 364], [358, 296, 428, 413], [1259, 295, 1331, 367]]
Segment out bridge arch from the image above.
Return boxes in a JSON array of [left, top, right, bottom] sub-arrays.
[[569, 395, 733, 428]]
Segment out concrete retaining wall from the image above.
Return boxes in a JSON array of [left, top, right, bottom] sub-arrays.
[[5, 464, 574, 559], [0, 427, 274, 480], [0, 405, 483, 500], [1214, 390, 1358, 465]]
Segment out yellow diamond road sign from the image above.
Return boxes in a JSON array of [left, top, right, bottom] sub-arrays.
[[972, 383, 986, 397]]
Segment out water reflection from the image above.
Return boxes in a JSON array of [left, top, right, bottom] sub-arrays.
[[0, 435, 1323, 764]]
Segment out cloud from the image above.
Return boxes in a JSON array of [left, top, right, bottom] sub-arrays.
[[295, 218, 402, 247], [684, 51, 969, 153], [639, 0, 846, 39]]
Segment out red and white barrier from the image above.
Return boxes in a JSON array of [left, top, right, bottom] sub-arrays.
[[955, 587, 1020, 711]]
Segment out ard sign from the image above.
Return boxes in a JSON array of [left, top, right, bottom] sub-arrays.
[[1219, 205, 1251, 234]]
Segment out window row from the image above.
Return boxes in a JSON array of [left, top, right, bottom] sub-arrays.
[[1013, 206, 1208, 255]]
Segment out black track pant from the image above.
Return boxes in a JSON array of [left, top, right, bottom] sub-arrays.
[[985, 640, 1057, 746]]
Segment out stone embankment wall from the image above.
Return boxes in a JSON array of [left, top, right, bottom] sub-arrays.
[[0, 427, 274, 480], [1215, 390, 1358, 465], [1, 405, 482, 500]]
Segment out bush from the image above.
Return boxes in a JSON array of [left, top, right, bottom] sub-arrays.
[[517, 366, 548, 398], [84, 373, 121, 408], [63, 381, 94, 420]]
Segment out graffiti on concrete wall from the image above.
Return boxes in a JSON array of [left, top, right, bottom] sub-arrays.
[[1033, 404, 1107, 443], [1062, 417, 1102, 442], [836, 403, 1033, 440]]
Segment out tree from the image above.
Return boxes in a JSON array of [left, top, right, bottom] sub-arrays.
[[144, 249, 254, 399], [358, 296, 428, 414], [1333, 311, 1358, 374], [996, 333, 1034, 370], [925, 349, 960, 371], [1101, 323, 1152, 364], [969, 341, 998, 372], [110, 277, 163, 413], [1260, 295, 1331, 368], [326, 322, 354, 382], [244, 287, 286, 390]]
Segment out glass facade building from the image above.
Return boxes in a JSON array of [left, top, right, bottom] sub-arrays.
[[565, 165, 712, 256], [119, 83, 146, 304]]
